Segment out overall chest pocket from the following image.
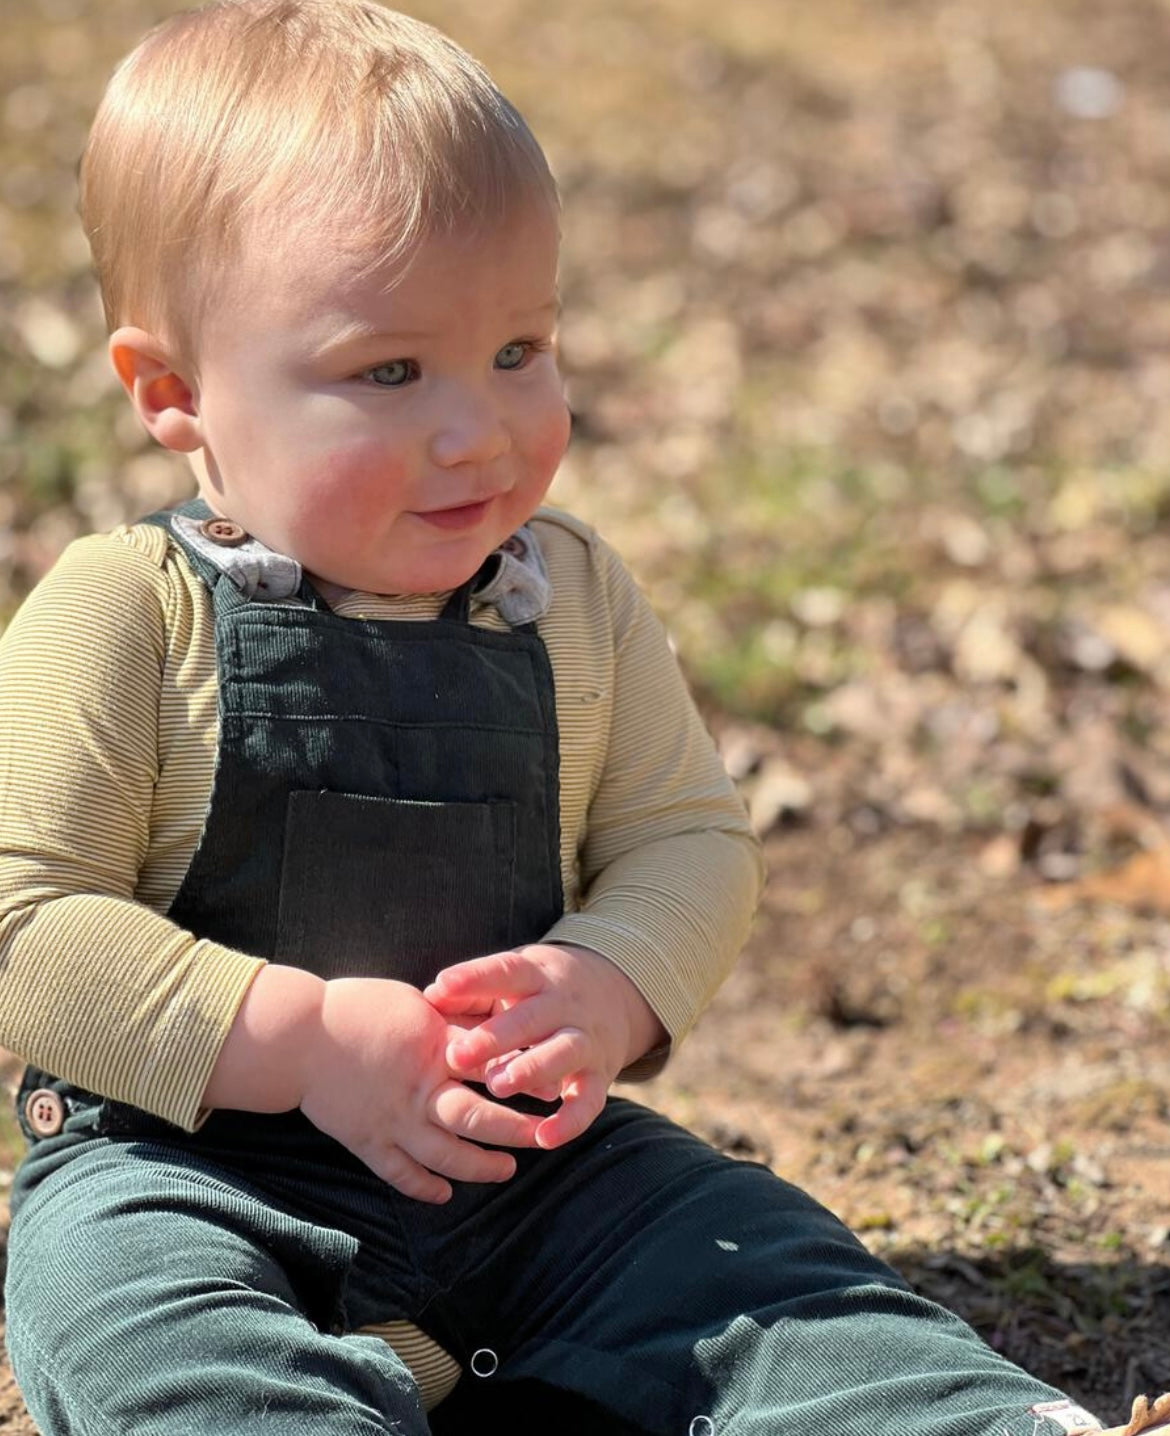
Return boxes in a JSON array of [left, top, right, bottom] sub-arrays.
[[275, 790, 518, 987]]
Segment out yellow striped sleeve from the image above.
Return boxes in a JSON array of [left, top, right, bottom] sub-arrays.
[[532, 512, 765, 1052], [355, 1322, 461, 1410], [0, 530, 263, 1129]]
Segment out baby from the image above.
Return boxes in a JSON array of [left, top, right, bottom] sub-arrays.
[[0, 2, 1165, 1433]]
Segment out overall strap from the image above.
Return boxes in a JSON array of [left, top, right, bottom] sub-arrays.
[[140, 498, 222, 592], [439, 576, 476, 624], [140, 498, 329, 612]]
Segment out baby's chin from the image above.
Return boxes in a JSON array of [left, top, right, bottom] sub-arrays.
[[308, 546, 498, 599]]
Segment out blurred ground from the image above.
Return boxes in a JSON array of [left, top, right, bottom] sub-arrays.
[[2, 0, 1170, 1428]]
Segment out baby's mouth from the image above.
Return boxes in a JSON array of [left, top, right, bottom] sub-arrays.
[[414, 499, 493, 531]]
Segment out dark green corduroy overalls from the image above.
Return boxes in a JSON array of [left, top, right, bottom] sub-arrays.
[[5, 504, 1090, 1436]]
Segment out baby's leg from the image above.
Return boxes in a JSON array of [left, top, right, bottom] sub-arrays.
[[5, 1136, 428, 1436], [421, 1099, 1104, 1436]]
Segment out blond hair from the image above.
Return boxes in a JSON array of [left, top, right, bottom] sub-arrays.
[[80, 0, 557, 351]]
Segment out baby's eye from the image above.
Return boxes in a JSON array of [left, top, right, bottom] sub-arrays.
[[495, 341, 533, 371], [363, 359, 418, 387]]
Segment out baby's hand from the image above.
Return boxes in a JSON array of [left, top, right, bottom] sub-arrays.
[[298, 977, 542, 1203], [424, 944, 666, 1150]]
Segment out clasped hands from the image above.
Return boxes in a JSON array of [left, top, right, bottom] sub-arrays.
[[299, 943, 664, 1204]]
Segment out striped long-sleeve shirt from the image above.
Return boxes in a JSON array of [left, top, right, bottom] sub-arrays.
[[0, 503, 763, 1130]]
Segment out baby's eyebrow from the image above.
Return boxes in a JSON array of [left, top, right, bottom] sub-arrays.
[[317, 321, 429, 348], [314, 299, 560, 356], [496, 297, 562, 331], [304, 322, 430, 363]]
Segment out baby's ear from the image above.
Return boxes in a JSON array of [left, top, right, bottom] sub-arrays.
[[108, 327, 202, 453]]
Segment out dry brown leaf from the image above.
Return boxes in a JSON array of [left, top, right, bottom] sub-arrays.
[[1038, 846, 1170, 914]]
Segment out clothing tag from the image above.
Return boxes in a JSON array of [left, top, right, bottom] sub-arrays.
[[1029, 1399, 1101, 1433], [171, 514, 303, 601], [472, 525, 552, 625]]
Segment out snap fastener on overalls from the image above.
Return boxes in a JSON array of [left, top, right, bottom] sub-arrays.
[[470, 1348, 499, 1377], [24, 1088, 65, 1137], [198, 517, 249, 547]]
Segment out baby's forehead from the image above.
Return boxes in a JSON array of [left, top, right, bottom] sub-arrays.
[[195, 204, 561, 347], [242, 197, 558, 285]]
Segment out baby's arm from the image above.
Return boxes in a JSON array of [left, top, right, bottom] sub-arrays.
[[0, 533, 248, 1124]]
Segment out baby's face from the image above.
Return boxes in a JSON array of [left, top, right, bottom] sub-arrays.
[[188, 205, 569, 594]]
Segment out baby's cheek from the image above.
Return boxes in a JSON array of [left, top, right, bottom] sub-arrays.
[[299, 444, 412, 515], [529, 404, 572, 480]]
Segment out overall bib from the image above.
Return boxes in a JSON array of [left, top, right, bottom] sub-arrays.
[[5, 505, 1083, 1436]]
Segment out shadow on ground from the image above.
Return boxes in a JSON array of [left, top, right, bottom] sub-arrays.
[[892, 1246, 1170, 1418]]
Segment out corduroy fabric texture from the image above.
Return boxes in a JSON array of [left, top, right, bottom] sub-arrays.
[[8, 1100, 1083, 1436]]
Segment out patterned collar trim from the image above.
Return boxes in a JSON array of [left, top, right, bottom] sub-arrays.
[[170, 513, 552, 625]]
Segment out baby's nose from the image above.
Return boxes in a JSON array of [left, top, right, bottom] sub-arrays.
[[429, 390, 511, 468]]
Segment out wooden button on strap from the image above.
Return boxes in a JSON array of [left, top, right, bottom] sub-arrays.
[[24, 1087, 65, 1137], [198, 517, 249, 547]]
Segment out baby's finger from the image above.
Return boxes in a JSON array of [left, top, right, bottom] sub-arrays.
[[405, 1124, 519, 1185], [487, 1050, 562, 1102], [424, 988, 495, 1018], [534, 1071, 608, 1150], [429, 1080, 543, 1149], [355, 1141, 453, 1205], [445, 996, 562, 1073], [481, 1049, 523, 1086], [487, 1028, 590, 1099], [425, 950, 546, 1008]]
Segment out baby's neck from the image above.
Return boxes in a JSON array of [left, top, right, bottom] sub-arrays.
[[310, 576, 450, 608]]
